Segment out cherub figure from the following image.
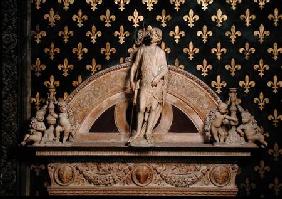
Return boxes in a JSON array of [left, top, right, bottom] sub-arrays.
[[211, 102, 238, 143], [237, 111, 267, 147]]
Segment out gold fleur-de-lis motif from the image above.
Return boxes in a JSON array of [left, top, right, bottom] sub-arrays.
[[267, 75, 282, 93], [72, 42, 88, 60], [32, 25, 46, 44], [128, 9, 143, 28], [115, 0, 130, 11], [254, 0, 270, 10], [197, 25, 212, 43], [44, 75, 59, 90], [239, 75, 255, 93], [86, 0, 102, 11], [58, 26, 74, 43], [225, 58, 241, 76], [174, 58, 184, 69], [269, 177, 282, 196], [267, 43, 282, 60], [211, 9, 227, 27], [183, 41, 199, 60], [254, 59, 269, 77], [226, 0, 241, 10], [156, 9, 171, 27], [197, 0, 213, 11], [240, 9, 256, 27], [254, 92, 269, 110], [225, 25, 241, 44], [196, 59, 212, 76], [240, 177, 256, 196], [86, 25, 102, 44], [142, 0, 157, 11], [72, 9, 88, 27], [100, 9, 116, 27], [72, 75, 82, 87], [58, 58, 74, 76], [211, 42, 227, 60], [268, 143, 282, 160], [58, 0, 75, 10], [254, 160, 270, 179], [31, 92, 45, 111], [268, 8, 282, 27], [183, 9, 199, 28], [211, 75, 227, 93], [254, 24, 270, 44], [33, 0, 46, 10], [170, 0, 185, 11], [44, 8, 60, 27], [101, 42, 116, 60], [169, 26, 185, 43], [114, 25, 130, 44], [44, 42, 60, 60], [239, 42, 255, 60], [268, 109, 282, 127], [31, 58, 46, 77], [161, 41, 171, 54], [86, 58, 102, 75]]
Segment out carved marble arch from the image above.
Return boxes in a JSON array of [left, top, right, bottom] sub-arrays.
[[66, 63, 220, 144]]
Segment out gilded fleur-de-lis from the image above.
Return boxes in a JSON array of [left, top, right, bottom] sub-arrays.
[[268, 143, 282, 160], [170, 0, 185, 11], [183, 9, 199, 28], [254, 24, 270, 44], [142, 0, 157, 11], [31, 92, 45, 111], [225, 58, 241, 76], [72, 9, 88, 27], [267, 75, 282, 93], [115, 0, 130, 11], [100, 9, 116, 27], [161, 42, 171, 54], [169, 26, 185, 43], [44, 75, 59, 90], [174, 58, 184, 69], [240, 9, 256, 27], [33, 0, 46, 10], [211, 75, 227, 93], [211, 9, 227, 27], [254, 0, 270, 10], [44, 8, 60, 27], [128, 9, 144, 28], [268, 8, 282, 27], [197, 0, 213, 11], [31, 58, 46, 77], [240, 177, 256, 196], [58, 0, 75, 10], [183, 41, 199, 60], [267, 43, 282, 61], [58, 58, 74, 76], [32, 25, 46, 44], [226, 0, 241, 10], [156, 9, 171, 27], [72, 75, 82, 87], [72, 42, 88, 60], [196, 59, 212, 76], [225, 25, 241, 44], [211, 42, 227, 60], [239, 75, 255, 93], [86, 0, 102, 11], [239, 42, 255, 60], [86, 58, 102, 75], [86, 25, 102, 44], [114, 25, 130, 44], [269, 177, 282, 196], [101, 42, 116, 60], [254, 160, 270, 179], [254, 92, 269, 110], [268, 109, 282, 127], [44, 42, 60, 60], [58, 26, 74, 43], [197, 25, 212, 43], [254, 59, 269, 77]]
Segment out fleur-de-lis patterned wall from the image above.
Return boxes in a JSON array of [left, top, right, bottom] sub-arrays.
[[30, 0, 281, 197]]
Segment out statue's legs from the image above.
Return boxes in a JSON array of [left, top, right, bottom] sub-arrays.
[[145, 100, 159, 143]]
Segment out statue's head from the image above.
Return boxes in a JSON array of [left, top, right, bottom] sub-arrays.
[[218, 102, 228, 113], [241, 111, 251, 124], [36, 109, 45, 121], [147, 26, 162, 44]]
